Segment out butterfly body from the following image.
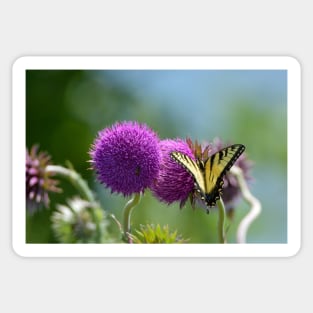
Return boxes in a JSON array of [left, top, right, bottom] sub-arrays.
[[171, 144, 245, 212]]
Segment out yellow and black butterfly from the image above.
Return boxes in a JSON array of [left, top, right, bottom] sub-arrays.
[[170, 144, 245, 212]]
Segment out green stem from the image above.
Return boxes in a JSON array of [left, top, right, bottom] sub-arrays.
[[46, 165, 95, 202], [123, 193, 142, 243], [217, 198, 226, 243]]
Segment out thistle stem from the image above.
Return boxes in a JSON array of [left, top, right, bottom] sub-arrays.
[[123, 193, 142, 243], [45, 165, 95, 202], [217, 198, 227, 243]]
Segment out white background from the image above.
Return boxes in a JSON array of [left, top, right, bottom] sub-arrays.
[[0, 1, 310, 312]]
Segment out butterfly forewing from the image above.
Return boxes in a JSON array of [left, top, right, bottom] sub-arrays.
[[170, 152, 206, 193]]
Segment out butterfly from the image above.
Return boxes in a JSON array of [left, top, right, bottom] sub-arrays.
[[170, 144, 245, 212]]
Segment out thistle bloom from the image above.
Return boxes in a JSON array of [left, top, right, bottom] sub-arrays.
[[151, 139, 195, 207], [26, 145, 60, 214], [90, 121, 161, 196]]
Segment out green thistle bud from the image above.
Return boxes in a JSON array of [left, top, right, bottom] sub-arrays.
[[51, 197, 109, 243], [130, 224, 188, 244]]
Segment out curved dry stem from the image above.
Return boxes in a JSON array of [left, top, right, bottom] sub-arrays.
[[230, 166, 262, 243]]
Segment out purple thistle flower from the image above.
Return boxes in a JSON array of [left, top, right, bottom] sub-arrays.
[[150, 139, 195, 207], [89, 121, 161, 196], [26, 145, 61, 214]]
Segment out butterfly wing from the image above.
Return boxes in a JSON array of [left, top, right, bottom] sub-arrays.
[[203, 144, 245, 206], [170, 151, 206, 194]]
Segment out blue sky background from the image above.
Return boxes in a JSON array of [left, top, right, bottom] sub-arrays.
[[98, 69, 287, 138]]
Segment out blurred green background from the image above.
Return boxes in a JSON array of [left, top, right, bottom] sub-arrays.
[[26, 69, 287, 243]]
